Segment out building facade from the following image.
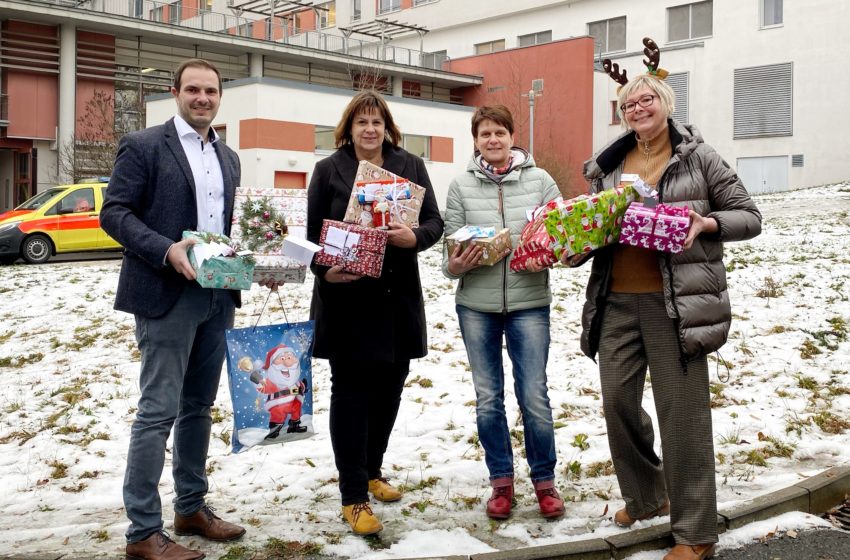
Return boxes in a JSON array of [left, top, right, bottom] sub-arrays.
[[0, 0, 595, 212], [328, 0, 846, 194]]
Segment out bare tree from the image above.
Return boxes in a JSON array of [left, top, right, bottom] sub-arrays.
[[56, 87, 145, 183]]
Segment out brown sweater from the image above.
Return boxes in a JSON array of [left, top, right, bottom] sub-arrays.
[[609, 129, 673, 293]]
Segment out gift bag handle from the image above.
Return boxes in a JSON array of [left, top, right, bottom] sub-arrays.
[[253, 289, 290, 331]]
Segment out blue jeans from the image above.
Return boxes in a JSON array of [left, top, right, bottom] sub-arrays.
[[456, 304, 557, 482], [124, 283, 235, 543]]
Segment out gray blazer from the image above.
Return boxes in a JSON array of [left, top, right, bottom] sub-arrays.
[[101, 117, 241, 318]]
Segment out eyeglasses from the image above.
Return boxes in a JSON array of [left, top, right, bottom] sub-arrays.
[[620, 94, 657, 114]]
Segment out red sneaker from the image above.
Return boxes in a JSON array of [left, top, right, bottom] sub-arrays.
[[486, 477, 514, 519], [533, 479, 565, 519]]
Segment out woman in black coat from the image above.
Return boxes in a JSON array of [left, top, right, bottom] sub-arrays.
[[306, 90, 444, 536]]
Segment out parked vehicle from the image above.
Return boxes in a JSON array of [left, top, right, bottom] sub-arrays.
[[0, 179, 121, 264]]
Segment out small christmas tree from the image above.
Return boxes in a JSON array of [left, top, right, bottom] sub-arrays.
[[237, 196, 289, 253]]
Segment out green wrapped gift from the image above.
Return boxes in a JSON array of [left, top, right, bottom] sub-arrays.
[[544, 184, 636, 258], [183, 231, 256, 290]]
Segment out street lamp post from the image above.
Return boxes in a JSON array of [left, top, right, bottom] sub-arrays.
[[527, 88, 536, 155]]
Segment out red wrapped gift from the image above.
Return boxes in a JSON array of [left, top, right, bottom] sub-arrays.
[[510, 219, 558, 272], [314, 219, 388, 278], [510, 199, 563, 272]]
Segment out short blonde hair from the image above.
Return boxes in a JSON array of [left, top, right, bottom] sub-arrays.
[[617, 74, 676, 129]]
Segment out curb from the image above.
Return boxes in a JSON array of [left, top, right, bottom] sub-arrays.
[[2, 466, 847, 560], [423, 465, 850, 560]]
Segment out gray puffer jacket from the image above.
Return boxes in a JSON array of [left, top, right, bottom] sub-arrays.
[[581, 120, 762, 362], [442, 149, 560, 313]]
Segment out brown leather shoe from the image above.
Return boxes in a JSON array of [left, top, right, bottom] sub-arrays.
[[663, 543, 716, 560], [614, 500, 670, 527], [125, 532, 204, 560], [174, 505, 246, 542]]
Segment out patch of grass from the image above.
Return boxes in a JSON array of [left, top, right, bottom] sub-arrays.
[[768, 325, 789, 334], [585, 459, 614, 478], [812, 412, 850, 434], [799, 340, 822, 359], [401, 476, 440, 493], [755, 276, 784, 299], [571, 433, 590, 451], [88, 529, 109, 542], [48, 460, 69, 479], [565, 460, 582, 480], [796, 375, 819, 391], [716, 427, 741, 445], [743, 450, 767, 467], [61, 482, 88, 493], [450, 495, 481, 510], [0, 352, 45, 368]]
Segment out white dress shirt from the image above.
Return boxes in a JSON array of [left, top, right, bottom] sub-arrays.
[[174, 115, 226, 234]]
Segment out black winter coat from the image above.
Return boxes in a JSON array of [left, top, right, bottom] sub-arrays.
[[307, 142, 444, 362]]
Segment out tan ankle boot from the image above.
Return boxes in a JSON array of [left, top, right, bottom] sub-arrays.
[[614, 500, 670, 527], [663, 543, 716, 560], [342, 502, 383, 536]]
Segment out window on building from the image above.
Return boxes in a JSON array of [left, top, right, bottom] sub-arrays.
[[518, 30, 552, 48], [413, 0, 438, 6], [243, 21, 253, 37], [761, 0, 783, 27], [733, 62, 793, 138], [588, 16, 626, 53], [379, 0, 401, 14], [292, 12, 302, 33], [169, 0, 182, 24], [274, 171, 307, 189], [132, 0, 143, 18], [150, 5, 164, 21], [206, 0, 214, 7], [610, 101, 621, 125], [315, 126, 336, 152], [422, 49, 447, 70], [666, 72, 689, 124], [668, 1, 712, 42], [351, 0, 361, 21], [474, 39, 505, 55], [403, 135, 430, 160], [213, 125, 227, 145], [318, 1, 336, 28]]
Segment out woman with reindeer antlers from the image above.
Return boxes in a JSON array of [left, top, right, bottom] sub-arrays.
[[572, 38, 762, 560]]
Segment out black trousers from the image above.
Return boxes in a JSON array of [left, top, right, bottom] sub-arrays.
[[328, 358, 409, 506]]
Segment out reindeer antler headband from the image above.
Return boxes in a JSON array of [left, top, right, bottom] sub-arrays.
[[603, 37, 669, 90]]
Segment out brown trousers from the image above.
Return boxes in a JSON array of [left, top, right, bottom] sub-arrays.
[[598, 292, 718, 545]]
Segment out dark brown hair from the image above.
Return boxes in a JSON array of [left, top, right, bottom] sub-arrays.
[[471, 105, 515, 137], [173, 59, 222, 94], [334, 90, 402, 148]]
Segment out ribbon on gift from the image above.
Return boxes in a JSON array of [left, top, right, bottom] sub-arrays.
[[385, 180, 418, 224], [322, 225, 360, 262], [449, 225, 496, 242]]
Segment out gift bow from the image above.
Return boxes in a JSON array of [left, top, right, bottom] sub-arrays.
[[324, 226, 360, 262]]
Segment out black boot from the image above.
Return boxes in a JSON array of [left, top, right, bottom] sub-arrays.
[[286, 419, 307, 433], [264, 422, 284, 440]]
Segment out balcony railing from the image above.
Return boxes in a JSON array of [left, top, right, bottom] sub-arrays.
[[42, 0, 449, 71]]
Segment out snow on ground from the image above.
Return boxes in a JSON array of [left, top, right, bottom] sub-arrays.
[[0, 184, 849, 558]]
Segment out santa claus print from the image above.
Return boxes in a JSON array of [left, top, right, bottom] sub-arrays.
[[256, 344, 308, 440]]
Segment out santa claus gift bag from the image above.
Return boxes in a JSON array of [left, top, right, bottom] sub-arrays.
[[224, 308, 316, 453]]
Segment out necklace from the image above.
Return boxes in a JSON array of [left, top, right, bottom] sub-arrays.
[[642, 139, 651, 181]]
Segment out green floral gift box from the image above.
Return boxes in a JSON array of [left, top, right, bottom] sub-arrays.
[[183, 231, 256, 291], [544, 184, 636, 258]]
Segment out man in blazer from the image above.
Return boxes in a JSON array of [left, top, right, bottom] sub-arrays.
[[101, 59, 245, 560]]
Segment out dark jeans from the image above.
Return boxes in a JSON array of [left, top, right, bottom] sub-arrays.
[[124, 283, 235, 543], [328, 358, 409, 506]]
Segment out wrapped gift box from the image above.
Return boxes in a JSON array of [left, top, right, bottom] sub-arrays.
[[510, 198, 566, 272], [230, 187, 309, 284], [314, 220, 388, 278], [545, 184, 636, 258], [446, 226, 512, 266], [184, 231, 255, 290], [619, 202, 691, 253], [343, 161, 426, 229]]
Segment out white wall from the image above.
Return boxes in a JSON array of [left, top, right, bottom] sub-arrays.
[[147, 78, 475, 208]]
